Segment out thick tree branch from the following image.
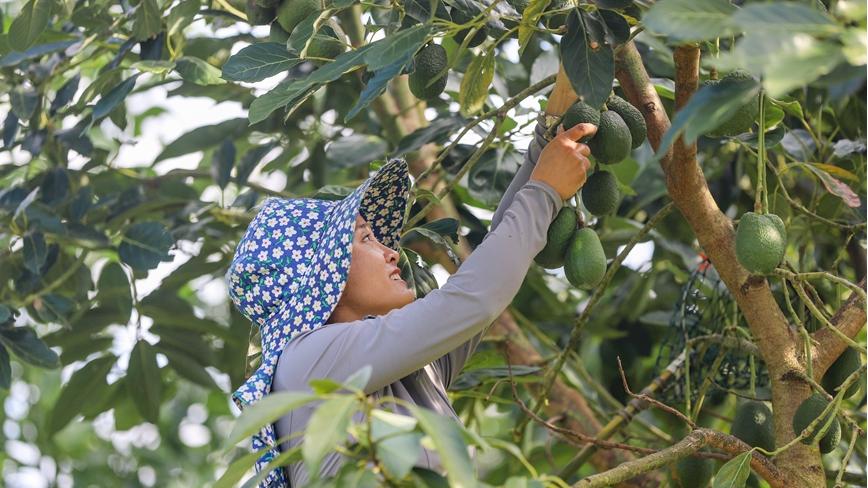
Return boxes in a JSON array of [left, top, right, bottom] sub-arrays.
[[813, 277, 867, 377]]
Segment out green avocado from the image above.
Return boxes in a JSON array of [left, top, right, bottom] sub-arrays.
[[268, 21, 291, 43], [731, 400, 775, 452], [246, 0, 276, 25], [452, 8, 488, 48], [670, 457, 714, 488], [587, 110, 632, 165], [581, 171, 619, 216], [408, 43, 449, 101], [792, 393, 841, 454], [606, 94, 646, 149], [534, 207, 577, 269], [821, 348, 863, 399], [564, 228, 606, 289], [735, 212, 786, 275], [703, 69, 760, 137], [562, 101, 601, 141], [276, 0, 320, 34]]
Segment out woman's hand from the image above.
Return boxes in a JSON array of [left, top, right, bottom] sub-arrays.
[[529, 123, 597, 201]]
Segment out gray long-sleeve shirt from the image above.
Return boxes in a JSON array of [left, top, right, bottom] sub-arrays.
[[272, 117, 557, 486]]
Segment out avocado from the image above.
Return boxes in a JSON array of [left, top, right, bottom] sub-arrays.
[[606, 94, 646, 149], [821, 348, 862, 399], [246, 0, 276, 25], [703, 69, 759, 137], [587, 110, 632, 165], [670, 457, 714, 488], [534, 207, 577, 269], [564, 228, 606, 289], [581, 171, 619, 216], [269, 21, 290, 43], [452, 8, 487, 48], [730, 401, 775, 452], [305, 26, 346, 65], [792, 392, 841, 454], [562, 101, 601, 141], [735, 212, 786, 275], [276, 0, 320, 34], [408, 43, 449, 101]]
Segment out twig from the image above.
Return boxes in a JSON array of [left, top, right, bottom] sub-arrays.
[[616, 356, 697, 429]]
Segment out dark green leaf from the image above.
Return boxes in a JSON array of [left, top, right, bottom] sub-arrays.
[[212, 139, 236, 189], [175, 56, 226, 85], [235, 142, 278, 185], [23, 230, 46, 273], [303, 395, 359, 477], [597, 9, 631, 45], [394, 115, 468, 156], [34, 293, 76, 325], [50, 73, 81, 114], [132, 0, 162, 41], [712, 450, 752, 488], [118, 221, 175, 271], [324, 134, 388, 168], [157, 345, 220, 389], [154, 118, 248, 163], [0, 345, 9, 388], [362, 24, 431, 72], [643, 0, 737, 42], [221, 42, 301, 82], [370, 409, 422, 480], [0, 325, 59, 368], [0, 39, 78, 68], [560, 10, 614, 109], [3, 112, 18, 147], [459, 47, 496, 116], [97, 261, 132, 324], [48, 355, 115, 435], [126, 340, 163, 423], [407, 404, 477, 487], [345, 49, 414, 122], [731, 2, 839, 35], [9, 0, 52, 51], [93, 75, 139, 121], [0, 305, 12, 325], [10, 86, 38, 119]]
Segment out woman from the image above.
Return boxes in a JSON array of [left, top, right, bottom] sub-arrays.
[[226, 113, 597, 487]]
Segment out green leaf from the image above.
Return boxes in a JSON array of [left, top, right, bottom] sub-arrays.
[[48, 355, 116, 435], [343, 364, 372, 392], [130, 60, 176, 74], [157, 345, 220, 390], [0, 326, 60, 368], [10, 86, 38, 119], [370, 409, 423, 480], [0, 345, 11, 389], [519, 0, 550, 55], [345, 51, 413, 122], [324, 134, 388, 168], [211, 139, 236, 189], [0, 39, 78, 68], [654, 76, 760, 161], [248, 43, 377, 124], [118, 221, 175, 272], [96, 261, 132, 324], [560, 10, 614, 109], [167, 0, 201, 37], [127, 340, 163, 423], [214, 447, 271, 488], [643, 0, 737, 42], [154, 118, 248, 163], [394, 114, 468, 156], [175, 56, 226, 85], [362, 24, 431, 72], [731, 2, 839, 36], [408, 404, 477, 488], [401, 226, 460, 266], [795, 163, 861, 208], [221, 42, 302, 82], [93, 74, 139, 121], [303, 395, 359, 479], [9, 0, 52, 51], [22, 230, 46, 273], [132, 0, 162, 41], [712, 450, 753, 488], [769, 96, 804, 120], [225, 391, 318, 446], [459, 47, 496, 117]]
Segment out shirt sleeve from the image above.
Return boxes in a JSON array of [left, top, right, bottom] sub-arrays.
[[274, 177, 564, 395], [433, 114, 555, 390]]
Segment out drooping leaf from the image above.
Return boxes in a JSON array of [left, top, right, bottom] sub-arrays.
[[345, 48, 415, 123], [118, 221, 175, 271], [50, 73, 81, 114], [23, 230, 46, 273], [0, 39, 78, 68], [302, 395, 359, 479], [97, 261, 133, 324], [519, 0, 550, 55], [48, 355, 116, 435], [132, 0, 162, 41], [3, 112, 19, 147], [0, 325, 60, 369], [8, 0, 52, 51], [221, 43, 301, 82], [0, 345, 10, 389], [154, 118, 248, 163], [643, 0, 737, 42], [235, 141, 279, 185], [797, 163, 862, 208], [225, 391, 319, 446], [126, 340, 163, 423], [560, 9, 614, 109], [93, 74, 139, 121], [459, 47, 496, 117], [212, 139, 236, 189], [712, 450, 753, 488], [157, 345, 220, 390], [407, 404, 477, 488], [10, 87, 38, 119]]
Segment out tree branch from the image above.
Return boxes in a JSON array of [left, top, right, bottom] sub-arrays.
[[813, 277, 867, 377]]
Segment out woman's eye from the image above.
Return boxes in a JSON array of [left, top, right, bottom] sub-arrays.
[[363, 234, 371, 241]]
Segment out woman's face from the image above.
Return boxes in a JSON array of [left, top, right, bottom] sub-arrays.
[[327, 214, 416, 323]]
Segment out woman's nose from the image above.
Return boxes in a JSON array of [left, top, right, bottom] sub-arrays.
[[383, 244, 398, 264]]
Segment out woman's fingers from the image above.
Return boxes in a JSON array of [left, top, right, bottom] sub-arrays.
[[559, 123, 597, 143], [576, 143, 591, 157]]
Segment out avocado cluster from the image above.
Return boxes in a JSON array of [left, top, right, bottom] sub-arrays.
[[735, 211, 787, 275], [792, 393, 841, 454], [245, 0, 347, 65], [533, 207, 607, 289], [702, 69, 760, 137], [563, 95, 647, 165]]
